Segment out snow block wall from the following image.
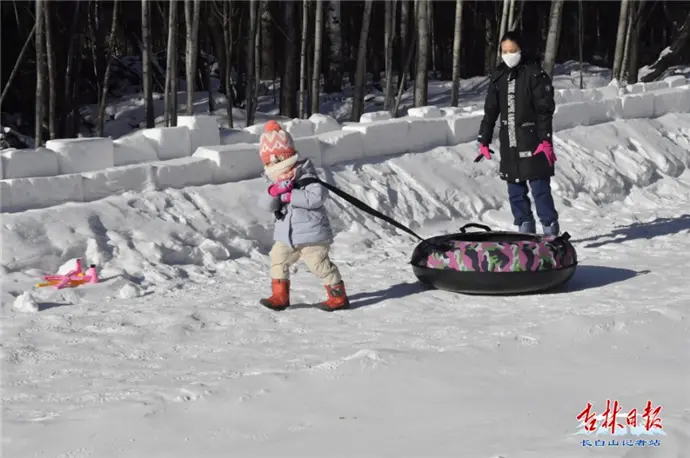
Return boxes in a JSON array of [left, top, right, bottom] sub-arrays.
[[1, 76, 689, 213]]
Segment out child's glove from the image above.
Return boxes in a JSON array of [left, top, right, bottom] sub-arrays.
[[474, 144, 493, 162], [280, 192, 292, 203], [268, 180, 293, 197], [533, 140, 557, 167]]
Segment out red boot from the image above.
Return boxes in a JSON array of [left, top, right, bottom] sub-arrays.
[[259, 279, 290, 311], [319, 281, 350, 311]]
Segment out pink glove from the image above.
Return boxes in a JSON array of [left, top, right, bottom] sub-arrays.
[[533, 141, 557, 167], [474, 144, 493, 162], [280, 192, 291, 203], [268, 180, 293, 197]]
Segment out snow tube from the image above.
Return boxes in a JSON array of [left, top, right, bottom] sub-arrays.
[[410, 223, 578, 295]]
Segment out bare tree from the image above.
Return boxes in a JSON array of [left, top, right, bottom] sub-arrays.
[[280, 1, 298, 118], [43, 3, 56, 139], [383, 0, 398, 112], [394, 33, 417, 117], [612, 0, 630, 81], [325, 0, 342, 92], [450, 0, 464, 107], [414, 0, 429, 107], [185, 0, 201, 115], [621, 6, 635, 82], [627, 0, 647, 83], [141, 0, 155, 128], [311, 0, 324, 114], [35, 0, 45, 145], [350, 0, 373, 121], [496, 0, 510, 65], [641, 11, 690, 82], [164, 0, 177, 127], [0, 24, 36, 109], [398, 0, 410, 90], [299, 0, 310, 118], [245, 0, 259, 126], [98, 0, 120, 135], [222, 0, 233, 127], [542, 0, 565, 77], [428, 0, 436, 74]]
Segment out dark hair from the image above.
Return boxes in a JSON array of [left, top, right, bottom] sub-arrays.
[[500, 31, 525, 51]]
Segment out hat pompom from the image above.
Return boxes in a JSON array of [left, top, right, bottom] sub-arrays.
[[264, 120, 282, 132]]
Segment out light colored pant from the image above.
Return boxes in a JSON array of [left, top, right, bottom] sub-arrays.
[[269, 241, 342, 285]]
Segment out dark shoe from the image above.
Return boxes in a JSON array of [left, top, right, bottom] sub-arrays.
[[543, 222, 560, 236], [517, 221, 536, 233]]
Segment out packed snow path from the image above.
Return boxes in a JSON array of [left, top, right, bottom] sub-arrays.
[[3, 116, 690, 457]]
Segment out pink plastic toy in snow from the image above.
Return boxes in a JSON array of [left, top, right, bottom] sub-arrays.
[[35, 260, 99, 289], [43, 258, 83, 281]]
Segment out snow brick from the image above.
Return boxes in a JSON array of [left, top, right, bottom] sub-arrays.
[[193, 144, 263, 184], [141, 126, 191, 160], [0, 147, 60, 179], [81, 164, 154, 202], [405, 118, 450, 152], [282, 119, 315, 138], [665, 75, 688, 88], [1, 174, 84, 213], [553, 102, 590, 131], [359, 111, 392, 123], [446, 113, 483, 145], [220, 128, 260, 145], [407, 106, 443, 118], [316, 130, 365, 167], [152, 157, 214, 189], [293, 136, 323, 167], [113, 131, 159, 166], [653, 87, 690, 118], [308, 113, 341, 134], [343, 119, 410, 157], [620, 93, 655, 119], [177, 115, 221, 151], [46, 137, 115, 174]]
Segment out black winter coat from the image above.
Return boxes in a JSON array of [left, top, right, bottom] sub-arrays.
[[478, 57, 556, 183]]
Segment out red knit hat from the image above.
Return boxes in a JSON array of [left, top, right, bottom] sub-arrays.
[[259, 120, 296, 166]]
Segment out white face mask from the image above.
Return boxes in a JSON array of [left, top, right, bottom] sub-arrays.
[[502, 51, 521, 68]]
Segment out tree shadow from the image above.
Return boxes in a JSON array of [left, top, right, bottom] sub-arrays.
[[554, 265, 650, 294], [575, 214, 690, 248]]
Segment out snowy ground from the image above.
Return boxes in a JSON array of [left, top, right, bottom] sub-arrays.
[[3, 109, 690, 456]]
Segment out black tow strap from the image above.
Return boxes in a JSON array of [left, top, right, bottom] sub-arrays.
[[293, 177, 425, 242]]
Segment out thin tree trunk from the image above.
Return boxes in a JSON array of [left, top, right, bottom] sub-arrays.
[[62, 3, 81, 136], [280, 1, 299, 118], [164, 0, 176, 126], [246, 0, 259, 126], [414, 0, 429, 107], [350, 0, 373, 121], [222, 0, 233, 127], [142, 0, 155, 128], [325, 0, 342, 92], [311, 0, 324, 114], [299, 0, 310, 118], [507, 0, 516, 32], [428, 0, 436, 74], [254, 4, 262, 107], [578, 0, 584, 88], [383, 0, 397, 111], [542, 0, 565, 77], [450, 0, 464, 107], [43, 3, 56, 139], [35, 0, 45, 146], [0, 24, 35, 109], [496, 0, 510, 65], [621, 6, 634, 83], [398, 0, 410, 91], [185, 0, 201, 115], [612, 0, 631, 81], [627, 1, 645, 83], [394, 33, 417, 117], [98, 0, 120, 135]]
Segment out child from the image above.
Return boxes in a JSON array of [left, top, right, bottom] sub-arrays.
[[257, 120, 349, 311]]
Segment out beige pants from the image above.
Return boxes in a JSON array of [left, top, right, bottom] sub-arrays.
[[269, 241, 342, 285]]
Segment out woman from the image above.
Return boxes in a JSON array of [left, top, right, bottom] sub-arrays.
[[477, 31, 560, 236]]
